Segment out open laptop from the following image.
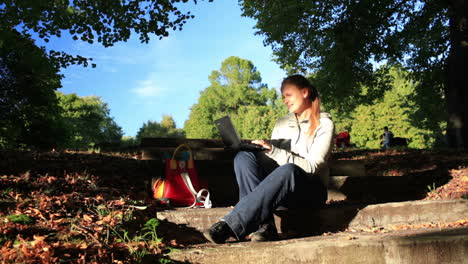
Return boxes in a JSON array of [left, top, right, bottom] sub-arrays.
[[215, 116, 268, 151]]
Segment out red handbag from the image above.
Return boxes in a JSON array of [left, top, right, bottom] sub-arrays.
[[152, 144, 211, 208]]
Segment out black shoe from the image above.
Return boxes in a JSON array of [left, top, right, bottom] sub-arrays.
[[251, 223, 279, 242], [203, 221, 235, 244]]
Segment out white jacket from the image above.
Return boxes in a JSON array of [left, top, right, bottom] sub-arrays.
[[266, 112, 334, 186]]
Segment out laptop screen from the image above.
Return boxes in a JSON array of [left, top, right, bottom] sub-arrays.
[[215, 116, 241, 148]]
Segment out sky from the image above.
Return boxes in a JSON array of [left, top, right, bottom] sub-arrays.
[[38, 0, 287, 137]]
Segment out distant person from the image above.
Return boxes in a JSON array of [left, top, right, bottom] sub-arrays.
[[335, 131, 351, 148], [203, 74, 334, 244], [382, 126, 394, 149]]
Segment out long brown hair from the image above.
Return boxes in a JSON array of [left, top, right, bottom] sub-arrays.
[[281, 74, 321, 138]]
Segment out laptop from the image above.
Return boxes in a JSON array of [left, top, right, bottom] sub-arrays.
[[215, 116, 268, 151]]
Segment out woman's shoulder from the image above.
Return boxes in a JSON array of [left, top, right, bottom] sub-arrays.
[[319, 112, 334, 128]]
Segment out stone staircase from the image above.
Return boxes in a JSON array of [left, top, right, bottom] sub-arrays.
[[169, 226, 468, 264], [138, 138, 468, 263], [141, 138, 446, 205], [158, 200, 467, 236]]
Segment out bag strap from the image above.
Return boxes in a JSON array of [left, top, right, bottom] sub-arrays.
[[180, 172, 212, 209], [170, 144, 194, 169]]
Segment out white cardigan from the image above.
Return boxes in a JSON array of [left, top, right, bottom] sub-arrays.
[[266, 112, 334, 186]]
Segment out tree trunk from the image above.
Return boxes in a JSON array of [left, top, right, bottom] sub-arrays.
[[446, 0, 468, 148]]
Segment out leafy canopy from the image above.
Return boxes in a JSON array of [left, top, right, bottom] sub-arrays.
[[1, 0, 213, 67], [136, 115, 185, 143], [56, 92, 123, 149], [348, 66, 445, 149], [240, 1, 448, 115], [0, 29, 64, 149]]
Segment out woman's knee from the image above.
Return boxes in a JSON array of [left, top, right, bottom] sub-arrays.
[[272, 163, 302, 181], [278, 163, 299, 173], [234, 151, 256, 166]]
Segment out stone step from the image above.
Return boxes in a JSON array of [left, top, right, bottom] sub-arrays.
[[143, 149, 367, 177], [157, 200, 468, 236], [204, 171, 448, 206], [3, 159, 445, 205], [329, 159, 366, 177], [140, 137, 367, 176], [326, 174, 447, 203], [170, 227, 468, 264]]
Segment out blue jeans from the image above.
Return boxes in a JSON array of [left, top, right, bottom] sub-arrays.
[[223, 151, 327, 239], [384, 141, 390, 149]]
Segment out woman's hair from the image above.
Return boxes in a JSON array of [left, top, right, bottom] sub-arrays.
[[281, 74, 321, 138]]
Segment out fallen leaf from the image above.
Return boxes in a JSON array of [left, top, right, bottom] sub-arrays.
[[83, 214, 93, 222]]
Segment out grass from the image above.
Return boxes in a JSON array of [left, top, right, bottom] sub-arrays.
[[94, 204, 111, 217], [87, 147, 101, 153], [0, 235, 8, 246], [111, 218, 170, 263], [7, 214, 34, 225], [426, 182, 437, 194], [1, 187, 15, 197]]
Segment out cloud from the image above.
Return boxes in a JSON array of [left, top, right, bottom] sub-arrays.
[[132, 74, 166, 97]]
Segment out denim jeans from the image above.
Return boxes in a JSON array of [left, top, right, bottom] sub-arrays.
[[384, 141, 390, 149], [223, 151, 327, 239]]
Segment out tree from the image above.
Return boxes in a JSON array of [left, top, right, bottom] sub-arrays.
[[1, 0, 214, 67], [184, 56, 284, 139], [240, 0, 468, 148], [0, 29, 65, 149], [231, 102, 287, 140], [56, 92, 123, 149], [121, 136, 138, 148], [136, 115, 185, 143], [349, 66, 445, 149], [1, 1, 215, 148]]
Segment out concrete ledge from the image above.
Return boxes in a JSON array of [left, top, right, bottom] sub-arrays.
[[329, 159, 366, 177], [327, 174, 447, 203], [157, 200, 468, 235], [170, 227, 468, 264], [307, 199, 468, 234], [347, 199, 468, 228]]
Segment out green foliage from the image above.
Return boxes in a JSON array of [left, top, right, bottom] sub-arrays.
[[121, 136, 138, 148], [141, 218, 162, 244], [231, 102, 287, 140], [111, 218, 167, 263], [240, 1, 450, 144], [348, 67, 444, 149], [0, 235, 7, 246], [240, 0, 448, 97], [1, 187, 14, 198], [0, 31, 124, 150], [136, 115, 185, 143], [56, 92, 123, 149], [1, 1, 215, 149], [184, 56, 286, 139], [7, 214, 34, 225], [0, 29, 65, 149], [1, 0, 214, 67], [427, 182, 437, 193]]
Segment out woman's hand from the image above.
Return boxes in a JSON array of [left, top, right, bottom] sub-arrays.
[[251, 140, 272, 152]]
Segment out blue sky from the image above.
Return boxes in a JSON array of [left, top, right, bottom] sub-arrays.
[[39, 0, 286, 137]]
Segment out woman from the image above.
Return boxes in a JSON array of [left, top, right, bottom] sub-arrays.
[[203, 74, 334, 243]]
